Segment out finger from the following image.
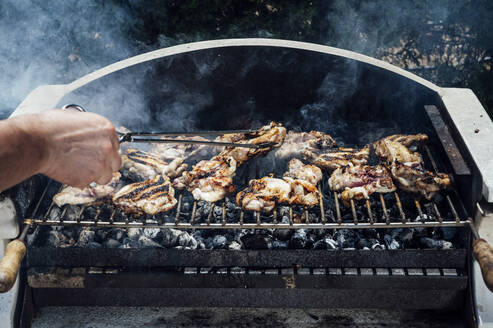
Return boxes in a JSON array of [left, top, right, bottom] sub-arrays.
[[109, 128, 120, 152], [110, 152, 122, 172], [95, 168, 113, 185]]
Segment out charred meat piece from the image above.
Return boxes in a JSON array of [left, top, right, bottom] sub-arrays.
[[121, 148, 187, 181], [150, 135, 216, 163], [53, 172, 122, 207], [304, 146, 370, 171], [112, 175, 177, 215], [236, 177, 291, 212], [328, 165, 396, 202], [374, 134, 450, 199], [174, 155, 237, 202], [218, 122, 286, 165], [283, 158, 323, 185], [275, 130, 337, 159], [283, 177, 321, 207], [374, 134, 427, 165], [391, 163, 451, 199]]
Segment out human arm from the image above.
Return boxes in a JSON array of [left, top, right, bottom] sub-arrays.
[[0, 109, 121, 192]]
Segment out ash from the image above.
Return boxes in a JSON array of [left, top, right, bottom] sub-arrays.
[[29, 192, 461, 251]]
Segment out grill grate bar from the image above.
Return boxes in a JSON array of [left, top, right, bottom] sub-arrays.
[[29, 218, 470, 229], [394, 192, 406, 223], [334, 191, 342, 224], [365, 199, 374, 224], [350, 199, 358, 224], [379, 194, 390, 225]]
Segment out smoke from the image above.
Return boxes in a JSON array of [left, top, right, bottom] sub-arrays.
[[0, 0, 137, 118]]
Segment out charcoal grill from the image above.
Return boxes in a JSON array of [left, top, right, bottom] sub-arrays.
[[1, 39, 493, 327]]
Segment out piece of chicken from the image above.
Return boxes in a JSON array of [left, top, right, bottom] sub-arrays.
[[328, 165, 396, 202], [218, 122, 287, 165], [391, 163, 451, 199], [121, 148, 187, 181], [236, 177, 291, 212], [173, 155, 237, 202], [275, 130, 337, 159], [150, 135, 217, 162], [304, 146, 370, 171], [283, 158, 323, 185], [374, 134, 427, 165], [374, 134, 450, 199], [53, 172, 122, 207], [112, 175, 177, 215], [283, 177, 321, 207]]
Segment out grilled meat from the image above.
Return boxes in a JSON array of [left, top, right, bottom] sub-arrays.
[[121, 148, 187, 181], [374, 134, 427, 165], [283, 158, 323, 185], [174, 155, 237, 202], [218, 122, 286, 165], [373, 134, 450, 199], [328, 165, 395, 202], [283, 177, 321, 207], [112, 175, 177, 215], [53, 172, 122, 207], [236, 177, 291, 212], [150, 135, 215, 162], [391, 163, 451, 199], [275, 130, 337, 159], [304, 146, 370, 171]]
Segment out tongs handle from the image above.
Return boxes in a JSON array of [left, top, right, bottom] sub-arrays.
[[0, 225, 29, 293]]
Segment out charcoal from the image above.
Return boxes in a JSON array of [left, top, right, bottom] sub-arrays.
[[212, 235, 228, 249], [289, 230, 307, 249], [305, 233, 316, 249], [241, 233, 272, 249], [228, 240, 242, 250], [65, 205, 81, 220], [197, 241, 206, 249], [334, 229, 357, 249], [181, 201, 191, 212], [76, 229, 95, 247], [109, 228, 125, 241], [104, 238, 122, 248], [357, 238, 371, 249], [203, 237, 214, 249], [281, 215, 290, 224], [86, 241, 102, 249], [95, 229, 108, 243], [419, 237, 453, 249], [383, 234, 400, 250], [369, 239, 385, 250], [161, 228, 182, 247], [143, 228, 164, 243], [139, 235, 164, 248], [127, 228, 143, 241], [271, 240, 288, 249], [272, 228, 293, 241], [279, 206, 290, 217], [46, 230, 61, 247], [313, 237, 335, 250], [121, 237, 140, 248], [178, 232, 195, 248], [49, 207, 61, 221]]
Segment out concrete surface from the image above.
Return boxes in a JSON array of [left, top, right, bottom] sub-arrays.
[[31, 307, 465, 328]]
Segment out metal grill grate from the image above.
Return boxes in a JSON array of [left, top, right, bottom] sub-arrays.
[[26, 145, 471, 230]]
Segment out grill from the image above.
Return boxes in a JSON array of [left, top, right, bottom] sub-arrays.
[[2, 39, 493, 327], [30, 143, 468, 231]]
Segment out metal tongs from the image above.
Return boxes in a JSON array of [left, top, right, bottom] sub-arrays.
[[62, 104, 278, 149]]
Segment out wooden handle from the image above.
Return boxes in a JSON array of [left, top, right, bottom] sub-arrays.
[[473, 238, 493, 292], [0, 239, 26, 293]]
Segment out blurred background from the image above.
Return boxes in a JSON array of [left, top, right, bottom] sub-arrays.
[[1, 0, 491, 119]]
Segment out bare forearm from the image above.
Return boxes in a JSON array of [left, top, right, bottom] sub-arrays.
[[0, 115, 45, 192]]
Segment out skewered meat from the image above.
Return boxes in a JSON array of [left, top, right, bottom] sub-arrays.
[[53, 172, 122, 207], [373, 134, 450, 199], [391, 163, 451, 199], [304, 146, 370, 171], [150, 136, 215, 162], [174, 155, 237, 202], [121, 148, 187, 181], [112, 175, 177, 215], [236, 177, 291, 212], [218, 122, 286, 165], [275, 130, 337, 159], [283, 158, 323, 185], [283, 177, 321, 207], [328, 165, 395, 202]]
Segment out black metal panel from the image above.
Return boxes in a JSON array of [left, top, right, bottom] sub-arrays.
[[26, 248, 468, 268], [32, 287, 465, 310]]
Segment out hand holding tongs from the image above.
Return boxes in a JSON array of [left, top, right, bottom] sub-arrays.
[[62, 104, 278, 149]]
